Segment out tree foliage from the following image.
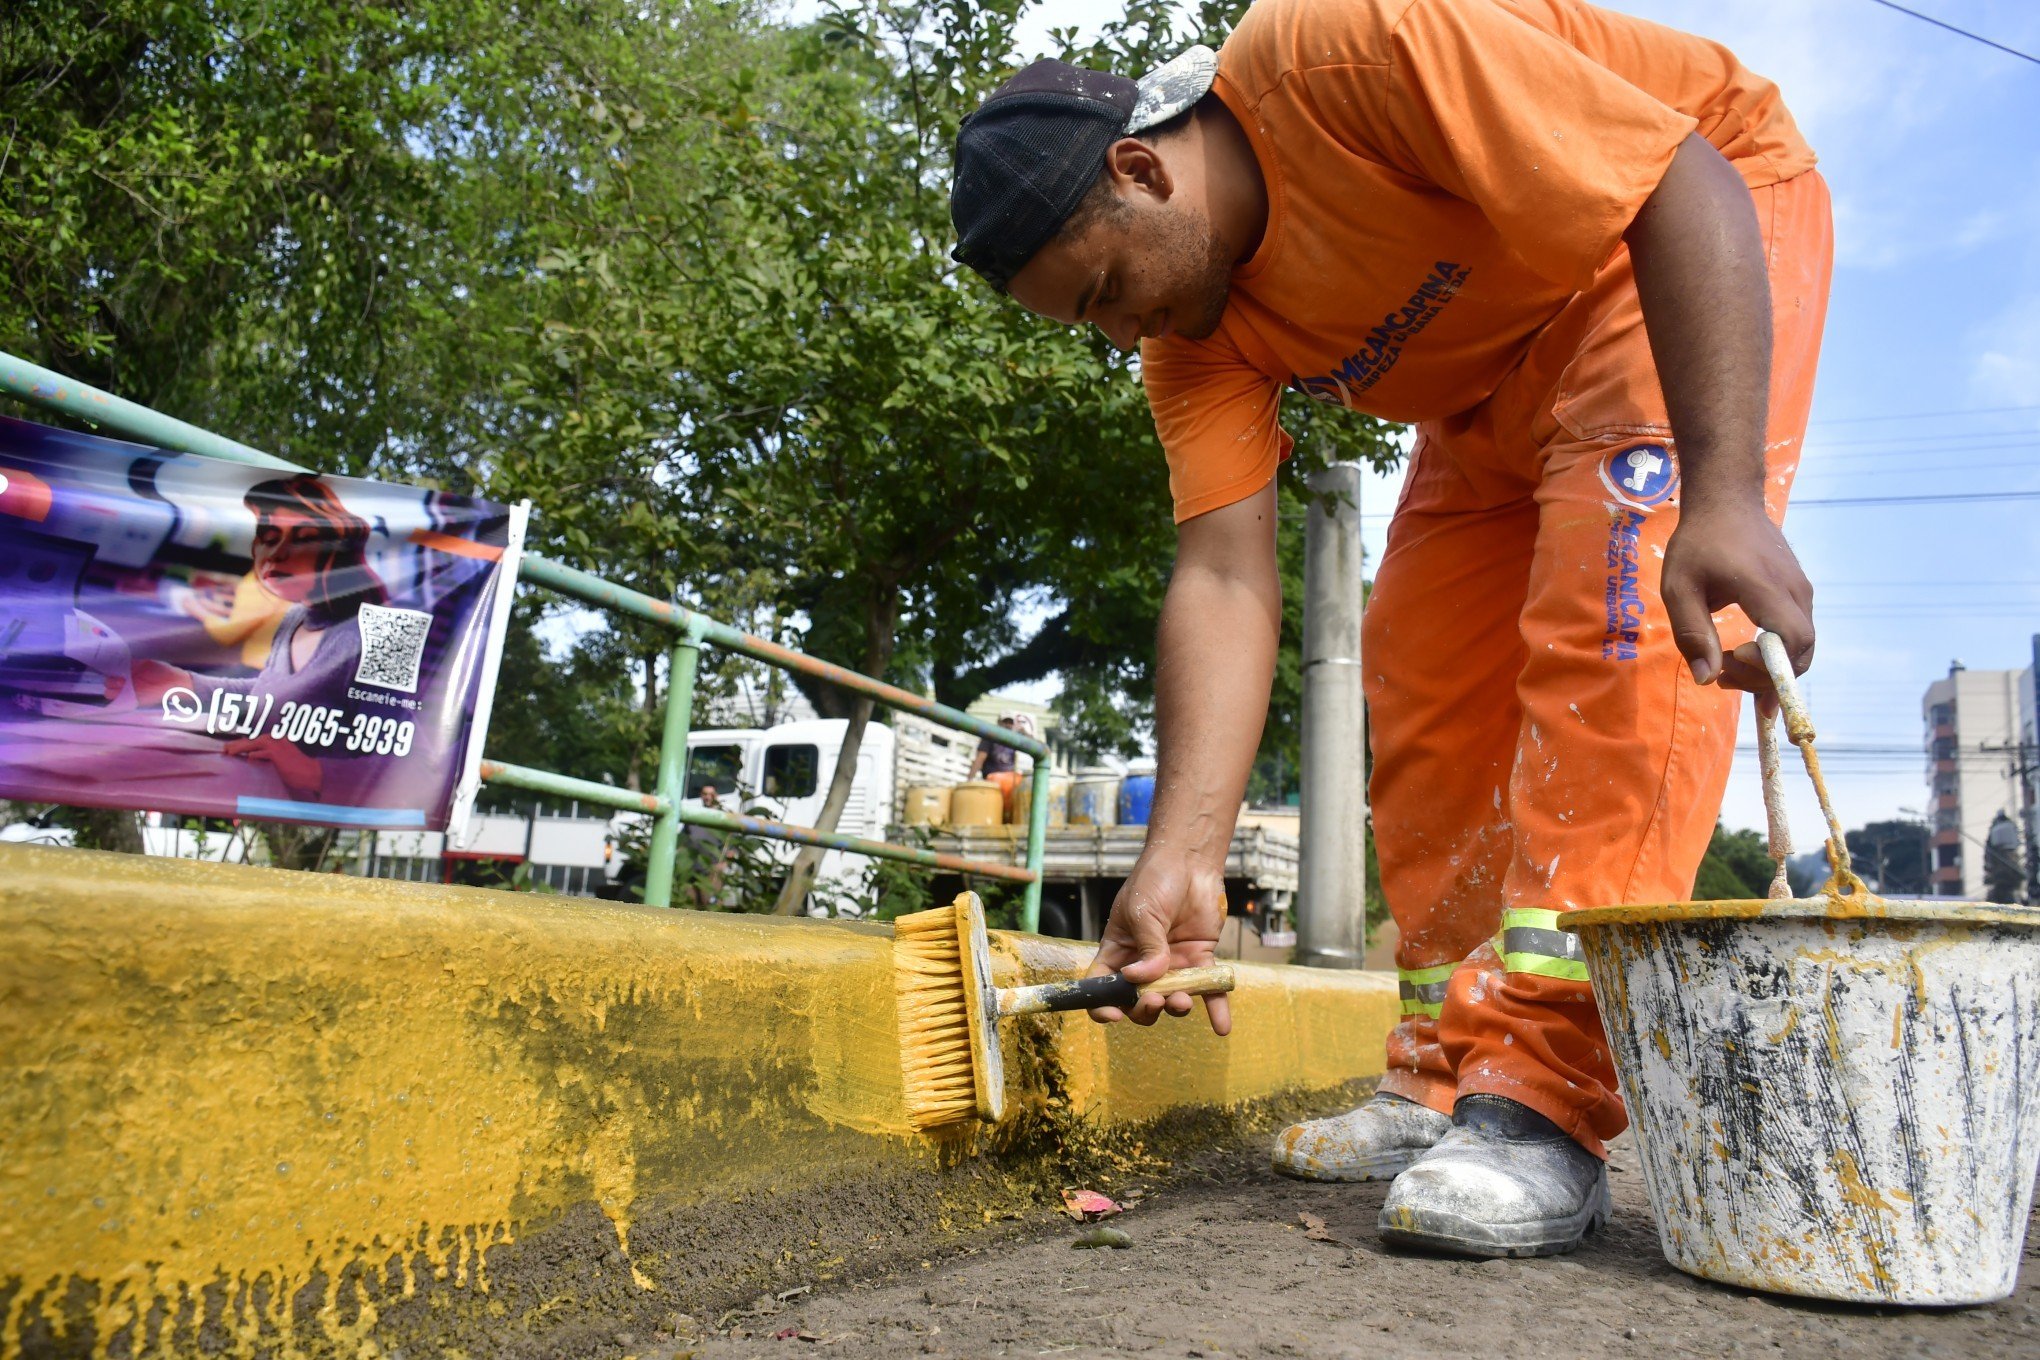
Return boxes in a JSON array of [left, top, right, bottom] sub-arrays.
[[2, 0, 1402, 894], [1692, 822, 1776, 901], [1843, 818, 1930, 896], [468, 0, 1397, 903]]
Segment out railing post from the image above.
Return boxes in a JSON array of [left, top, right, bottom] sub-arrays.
[[1021, 754, 1052, 933], [643, 617, 707, 908]]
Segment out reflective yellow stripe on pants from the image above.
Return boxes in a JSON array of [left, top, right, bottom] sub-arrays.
[[1397, 961, 1457, 1018], [1497, 906, 1590, 982]]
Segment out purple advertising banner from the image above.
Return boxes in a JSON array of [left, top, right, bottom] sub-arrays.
[[0, 415, 523, 831]]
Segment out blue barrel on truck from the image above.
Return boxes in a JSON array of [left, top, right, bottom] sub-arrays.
[[1118, 763, 1157, 826]]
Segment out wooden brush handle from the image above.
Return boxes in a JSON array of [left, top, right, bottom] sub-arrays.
[[998, 965, 1236, 1017]]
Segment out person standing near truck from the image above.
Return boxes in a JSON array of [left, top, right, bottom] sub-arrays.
[[948, 0, 1829, 1256], [968, 711, 1038, 818]]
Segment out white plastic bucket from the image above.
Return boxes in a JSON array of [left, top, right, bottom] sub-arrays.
[[1013, 773, 1068, 827], [1068, 769, 1119, 828], [1569, 896, 2040, 1304], [1565, 630, 2040, 1304]]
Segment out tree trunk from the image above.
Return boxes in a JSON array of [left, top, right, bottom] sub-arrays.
[[772, 588, 898, 915], [256, 821, 341, 873], [627, 649, 660, 793], [73, 808, 145, 854]]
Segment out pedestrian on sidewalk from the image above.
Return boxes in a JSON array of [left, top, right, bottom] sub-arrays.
[[948, 0, 1829, 1257]]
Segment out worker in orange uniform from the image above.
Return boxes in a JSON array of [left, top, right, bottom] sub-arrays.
[[949, 0, 1827, 1256]]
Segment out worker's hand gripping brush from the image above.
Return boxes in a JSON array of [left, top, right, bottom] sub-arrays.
[[893, 891, 1236, 1129]]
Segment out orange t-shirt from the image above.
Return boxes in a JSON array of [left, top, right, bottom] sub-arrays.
[[1142, 0, 1817, 521]]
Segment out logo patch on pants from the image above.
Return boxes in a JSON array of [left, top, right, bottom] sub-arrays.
[[1602, 508, 1648, 660], [1598, 443, 1678, 511], [1597, 445, 1674, 661]]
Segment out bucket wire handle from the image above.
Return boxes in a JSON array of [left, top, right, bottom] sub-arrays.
[[1755, 631, 1870, 900]]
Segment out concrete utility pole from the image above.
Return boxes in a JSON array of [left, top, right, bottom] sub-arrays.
[[1295, 461, 1368, 969]]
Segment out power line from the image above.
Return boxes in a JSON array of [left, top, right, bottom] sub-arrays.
[[1816, 597, 2040, 605], [1806, 455, 2040, 478], [1810, 434, 2040, 452], [1794, 489, 2040, 508], [1360, 489, 2040, 520], [1799, 456, 2040, 479], [1816, 611, 2040, 619], [1358, 488, 2040, 521], [1811, 579, 2040, 591], [1813, 403, 2040, 426], [1733, 742, 2016, 755], [1864, 0, 2040, 66], [1818, 433, 2040, 451]]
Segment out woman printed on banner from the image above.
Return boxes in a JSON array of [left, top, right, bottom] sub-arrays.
[[133, 474, 404, 800]]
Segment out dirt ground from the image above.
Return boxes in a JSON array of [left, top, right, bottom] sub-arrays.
[[633, 1133, 2038, 1360]]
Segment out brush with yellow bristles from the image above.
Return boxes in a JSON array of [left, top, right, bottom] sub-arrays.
[[893, 891, 1237, 1130]]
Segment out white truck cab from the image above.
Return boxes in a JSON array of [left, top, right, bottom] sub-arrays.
[[683, 719, 897, 911]]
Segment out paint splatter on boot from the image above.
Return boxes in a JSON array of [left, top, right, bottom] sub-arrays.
[[1377, 1094, 1610, 1257], [1271, 1092, 1451, 1182]]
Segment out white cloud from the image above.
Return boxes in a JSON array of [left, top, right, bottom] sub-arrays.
[[1832, 197, 2018, 271], [1616, 2, 1932, 142], [1953, 209, 2009, 252], [1597, 3, 2037, 276], [1963, 192, 2040, 403], [1972, 307, 2040, 403]]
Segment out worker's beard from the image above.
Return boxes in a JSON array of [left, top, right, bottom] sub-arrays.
[[1163, 208, 1238, 341]]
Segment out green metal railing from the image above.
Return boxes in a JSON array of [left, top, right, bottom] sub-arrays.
[[0, 352, 1052, 927]]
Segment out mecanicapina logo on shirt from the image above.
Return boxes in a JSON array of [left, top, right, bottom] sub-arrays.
[[1293, 261, 1472, 407]]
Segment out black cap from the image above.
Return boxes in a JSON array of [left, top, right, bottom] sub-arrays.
[[951, 47, 1218, 291]]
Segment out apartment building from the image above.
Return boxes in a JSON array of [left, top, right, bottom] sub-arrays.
[[1921, 655, 2032, 900]]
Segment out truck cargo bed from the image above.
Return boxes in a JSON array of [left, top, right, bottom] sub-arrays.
[[909, 823, 1300, 944]]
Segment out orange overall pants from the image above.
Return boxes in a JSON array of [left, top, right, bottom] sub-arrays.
[[1362, 170, 1834, 1156]]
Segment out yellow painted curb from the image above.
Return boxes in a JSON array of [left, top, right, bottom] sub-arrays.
[[0, 845, 1397, 1356]]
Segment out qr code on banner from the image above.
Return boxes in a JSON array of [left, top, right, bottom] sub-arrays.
[[354, 604, 432, 693]]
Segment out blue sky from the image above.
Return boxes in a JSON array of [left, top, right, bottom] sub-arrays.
[[1576, 0, 2040, 839], [991, 0, 2040, 840]]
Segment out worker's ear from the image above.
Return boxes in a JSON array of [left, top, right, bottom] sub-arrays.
[[1102, 137, 1174, 203]]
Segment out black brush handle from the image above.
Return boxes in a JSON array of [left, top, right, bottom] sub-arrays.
[[998, 965, 1235, 1016]]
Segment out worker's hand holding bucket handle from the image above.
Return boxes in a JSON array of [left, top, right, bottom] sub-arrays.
[[1660, 498, 1814, 698], [1084, 848, 1232, 1036]]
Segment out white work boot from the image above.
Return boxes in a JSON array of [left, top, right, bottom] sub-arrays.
[[1378, 1094, 1610, 1257], [1271, 1092, 1452, 1182]]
